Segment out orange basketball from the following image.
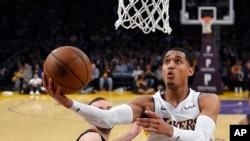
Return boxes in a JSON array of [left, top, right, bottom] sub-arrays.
[[43, 46, 92, 94]]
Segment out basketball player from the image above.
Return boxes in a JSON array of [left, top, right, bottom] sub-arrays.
[[76, 97, 141, 141], [238, 93, 250, 125], [43, 47, 221, 141]]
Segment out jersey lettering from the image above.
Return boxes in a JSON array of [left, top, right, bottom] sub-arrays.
[[163, 117, 197, 130]]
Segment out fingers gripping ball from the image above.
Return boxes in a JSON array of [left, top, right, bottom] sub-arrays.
[[43, 46, 92, 94]]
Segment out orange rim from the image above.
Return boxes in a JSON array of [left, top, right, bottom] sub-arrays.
[[202, 16, 213, 23]]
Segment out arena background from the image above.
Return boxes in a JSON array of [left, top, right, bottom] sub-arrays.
[[0, 0, 249, 91]]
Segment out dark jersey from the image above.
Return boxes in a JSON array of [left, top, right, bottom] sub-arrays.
[[76, 129, 105, 141]]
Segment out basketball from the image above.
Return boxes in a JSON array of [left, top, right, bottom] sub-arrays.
[[43, 46, 92, 94]]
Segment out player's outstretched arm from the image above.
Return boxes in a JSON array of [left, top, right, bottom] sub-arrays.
[[137, 93, 220, 141], [42, 73, 134, 129]]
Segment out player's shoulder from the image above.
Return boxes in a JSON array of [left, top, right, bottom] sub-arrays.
[[198, 92, 220, 102], [129, 95, 154, 107], [132, 95, 154, 102], [199, 92, 219, 97]]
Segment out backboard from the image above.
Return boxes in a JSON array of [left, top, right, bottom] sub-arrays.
[[180, 0, 234, 25]]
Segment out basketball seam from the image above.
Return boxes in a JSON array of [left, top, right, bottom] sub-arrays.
[[67, 47, 91, 86], [49, 54, 83, 89], [51, 47, 90, 87], [44, 57, 82, 90]]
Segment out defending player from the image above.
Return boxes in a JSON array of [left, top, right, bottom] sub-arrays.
[[77, 97, 141, 141], [43, 47, 221, 141]]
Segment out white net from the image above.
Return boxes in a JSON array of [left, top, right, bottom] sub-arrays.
[[115, 0, 172, 34], [201, 21, 212, 34]]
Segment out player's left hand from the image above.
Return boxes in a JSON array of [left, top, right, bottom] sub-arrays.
[[136, 107, 172, 136]]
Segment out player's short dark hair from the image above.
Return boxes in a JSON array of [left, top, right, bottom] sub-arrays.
[[168, 47, 194, 67], [88, 97, 106, 105]]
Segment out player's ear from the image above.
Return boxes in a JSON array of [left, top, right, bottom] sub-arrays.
[[188, 67, 195, 76]]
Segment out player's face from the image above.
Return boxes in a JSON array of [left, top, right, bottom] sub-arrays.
[[162, 50, 194, 87], [90, 100, 113, 130], [91, 100, 111, 110]]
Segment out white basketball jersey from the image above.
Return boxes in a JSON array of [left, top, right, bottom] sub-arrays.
[[148, 88, 201, 141]]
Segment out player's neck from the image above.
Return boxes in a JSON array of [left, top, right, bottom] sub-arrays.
[[164, 87, 190, 106], [166, 86, 189, 95]]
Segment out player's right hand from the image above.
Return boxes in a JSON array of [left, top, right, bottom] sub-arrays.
[[42, 73, 73, 108]]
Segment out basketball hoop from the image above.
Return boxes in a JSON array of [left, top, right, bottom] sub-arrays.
[[115, 0, 172, 34], [201, 16, 213, 35]]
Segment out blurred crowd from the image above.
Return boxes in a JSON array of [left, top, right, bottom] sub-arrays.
[[0, 0, 250, 94]]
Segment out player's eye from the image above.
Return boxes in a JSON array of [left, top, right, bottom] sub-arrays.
[[175, 60, 182, 64], [163, 59, 170, 64]]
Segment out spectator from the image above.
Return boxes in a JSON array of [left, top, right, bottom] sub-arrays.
[[113, 60, 128, 73], [144, 64, 156, 88], [21, 63, 33, 94], [243, 60, 250, 94], [133, 74, 155, 95], [231, 61, 244, 95], [12, 66, 23, 93], [80, 63, 100, 94], [33, 63, 43, 79], [99, 64, 113, 91], [131, 64, 144, 81], [154, 65, 164, 91], [28, 73, 42, 95]]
